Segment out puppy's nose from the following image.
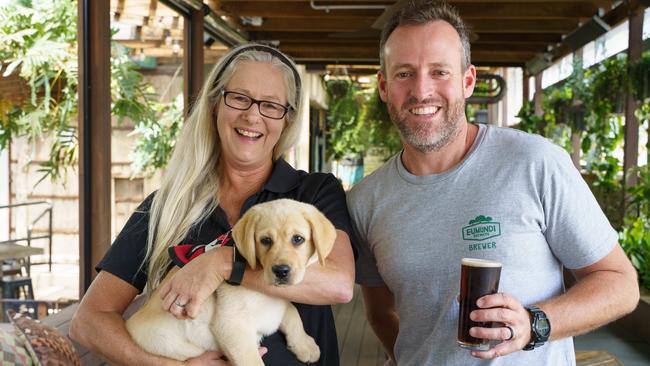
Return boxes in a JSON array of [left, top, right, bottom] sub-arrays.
[[272, 264, 291, 279]]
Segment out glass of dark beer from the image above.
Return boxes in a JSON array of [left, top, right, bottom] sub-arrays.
[[457, 258, 502, 351]]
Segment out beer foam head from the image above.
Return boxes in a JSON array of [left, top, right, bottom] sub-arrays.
[[461, 258, 502, 268]]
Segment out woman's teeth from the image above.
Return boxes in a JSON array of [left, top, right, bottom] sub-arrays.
[[236, 128, 262, 138], [410, 107, 439, 115]]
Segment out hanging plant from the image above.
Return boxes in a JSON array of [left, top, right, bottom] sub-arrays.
[[325, 78, 400, 161], [630, 51, 650, 102], [357, 87, 401, 158], [589, 53, 628, 115], [515, 100, 544, 135], [0, 0, 183, 184]]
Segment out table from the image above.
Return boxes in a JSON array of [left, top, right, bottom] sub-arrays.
[[0, 243, 44, 262], [0, 243, 44, 276]]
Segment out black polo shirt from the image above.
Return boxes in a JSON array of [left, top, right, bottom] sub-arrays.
[[97, 159, 354, 366]]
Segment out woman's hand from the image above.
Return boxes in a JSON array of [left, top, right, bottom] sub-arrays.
[[185, 348, 268, 365], [160, 246, 233, 319]]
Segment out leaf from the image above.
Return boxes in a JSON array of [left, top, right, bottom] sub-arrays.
[[2, 59, 22, 76]]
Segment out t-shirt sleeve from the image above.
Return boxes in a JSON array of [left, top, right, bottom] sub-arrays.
[[303, 174, 356, 258], [95, 193, 154, 292], [347, 187, 386, 287], [542, 149, 618, 269]]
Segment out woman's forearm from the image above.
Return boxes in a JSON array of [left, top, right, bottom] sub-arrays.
[[70, 307, 181, 366], [241, 230, 355, 304]]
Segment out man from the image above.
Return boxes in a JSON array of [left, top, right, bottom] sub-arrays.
[[347, 1, 640, 365]]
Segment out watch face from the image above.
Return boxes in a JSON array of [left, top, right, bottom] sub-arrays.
[[536, 317, 551, 338]]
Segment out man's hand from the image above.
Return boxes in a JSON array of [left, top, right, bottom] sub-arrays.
[[185, 348, 268, 365], [467, 293, 532, 359], [160, 246, 232, 319]]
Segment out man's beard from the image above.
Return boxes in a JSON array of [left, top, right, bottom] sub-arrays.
[[388, 97, 465, 153]]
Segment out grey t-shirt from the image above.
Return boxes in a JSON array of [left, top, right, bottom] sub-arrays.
[[348, 124, 618, 366]]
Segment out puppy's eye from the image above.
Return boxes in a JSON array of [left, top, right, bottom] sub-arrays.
[[291, 235, 305, 245], [260, 237, 273, 246]]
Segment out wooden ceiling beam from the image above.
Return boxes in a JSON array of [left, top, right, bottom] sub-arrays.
[[471, 43, 548, 52], [220, 1, 602, 19], [275, 40, 546, 53], [245, 18, 578, 33], [249, 30, 380, 41], [466, 18, 579, 33], [473, 32, 561, 43], [217, 0, 608, 3], [277, 44, 535, 63], [249, 31, 562, 46], [472, 50, 537, 62], [243, 18, 375, 32], [219, 2, 383, 18], [280, 45, 377, 60]]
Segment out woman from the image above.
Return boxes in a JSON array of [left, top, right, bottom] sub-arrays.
[[70, 44, 355, 366]]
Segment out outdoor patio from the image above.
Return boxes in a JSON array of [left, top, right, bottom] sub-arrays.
[[2, 0, 650, 365]]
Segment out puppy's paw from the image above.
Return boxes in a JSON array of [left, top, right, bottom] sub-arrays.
[[288, 335, 320, 363]]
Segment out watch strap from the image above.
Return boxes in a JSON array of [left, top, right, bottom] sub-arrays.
[[225, 247, 246, 286], [523, 306, 549, 351]]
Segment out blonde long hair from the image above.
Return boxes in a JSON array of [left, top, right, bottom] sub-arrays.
[[143, 45, 304, 292]]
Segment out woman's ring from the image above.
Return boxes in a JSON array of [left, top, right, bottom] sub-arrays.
[[505, 325, 514, 341], [174, 300, 187, 308]]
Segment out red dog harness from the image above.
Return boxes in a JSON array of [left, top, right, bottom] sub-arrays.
[[168, 231, 233, 268]]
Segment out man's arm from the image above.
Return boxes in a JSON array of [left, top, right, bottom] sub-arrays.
[[470, 244, 640, 359], [539, 244, 639, 339], [361, 285, 400, 362]]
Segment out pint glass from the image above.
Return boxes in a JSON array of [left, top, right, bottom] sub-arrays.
[[457, 258, 502, 351]]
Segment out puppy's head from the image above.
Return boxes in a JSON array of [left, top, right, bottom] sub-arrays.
[[231, 199, 336, 286]]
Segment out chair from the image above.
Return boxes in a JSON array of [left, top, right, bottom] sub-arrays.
[[1, 298, 76, 322], [1, 275, 34, 300], [1, 299, 50, 321], [2, 259, 26, 276]]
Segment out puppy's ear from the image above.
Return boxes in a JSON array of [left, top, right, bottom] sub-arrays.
[[231, 209, 259, 270], [302, 205, 336, 266]]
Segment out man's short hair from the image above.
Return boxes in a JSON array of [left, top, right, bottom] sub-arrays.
[[379, 0, 472, 73]]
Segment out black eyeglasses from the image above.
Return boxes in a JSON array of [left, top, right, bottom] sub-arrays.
[[221, 90, 290, 120]]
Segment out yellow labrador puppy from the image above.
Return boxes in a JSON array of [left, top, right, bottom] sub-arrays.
[[126, 199, 336, 365]]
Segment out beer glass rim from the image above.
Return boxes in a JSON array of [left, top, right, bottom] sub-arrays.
[[461, 258, 502, 268]]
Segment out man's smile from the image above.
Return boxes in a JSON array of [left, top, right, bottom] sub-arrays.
[[409, 106, 440, 116]]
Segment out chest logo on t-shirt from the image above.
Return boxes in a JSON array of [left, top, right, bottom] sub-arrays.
[[462, 215, 501, 251]]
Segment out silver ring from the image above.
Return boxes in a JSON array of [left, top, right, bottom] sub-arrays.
[[505, 325, 514, 341], [174, 300, 187, 308]]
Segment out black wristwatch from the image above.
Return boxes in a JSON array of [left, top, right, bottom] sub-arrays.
[[523, 306, 551, 350], [225, 246, 246, 286]]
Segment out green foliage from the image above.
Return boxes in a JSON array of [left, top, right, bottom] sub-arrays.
[[0, 0, 183, 183], [619, 216, 650, 290], [515, 100, 544, 135], [621, 164, 650, 290], [533, 86, 573, 152], [581, 55, 626, 195], [517, 54, 625, 196], [130, 94, 183, 176], [325, 78, 401, 161], [588, 54, 627, 117], [629, 51, 650, 102], [111, 43, 184, 177], [0, 0, 78, 182], [515, 53, 649, 285]]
